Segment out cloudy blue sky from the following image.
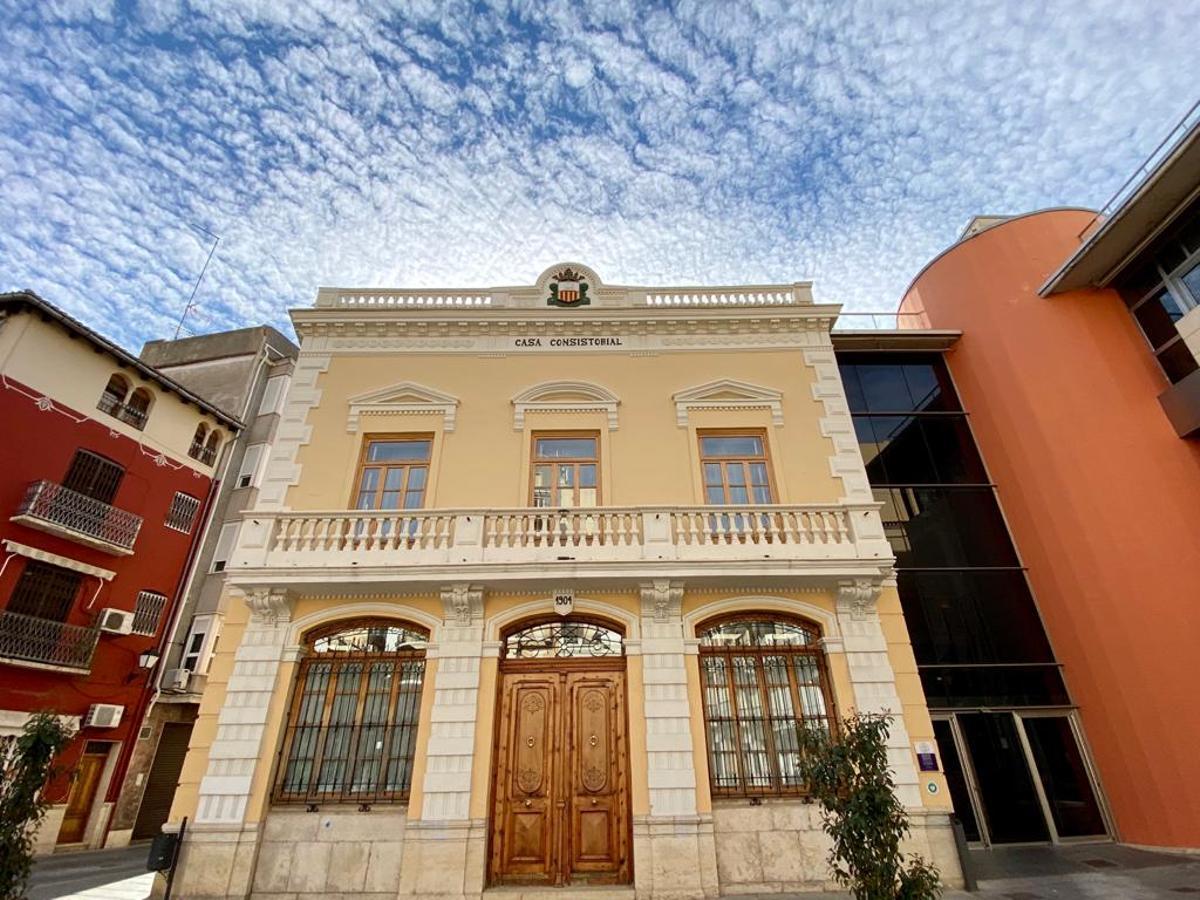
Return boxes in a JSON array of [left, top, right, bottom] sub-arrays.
[[2, 1, 1199, 349]]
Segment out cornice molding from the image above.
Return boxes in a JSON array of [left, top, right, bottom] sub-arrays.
[[512, 380, 620, 430]]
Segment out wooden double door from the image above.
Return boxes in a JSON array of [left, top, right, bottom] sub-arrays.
[[489, 661, 631, 886]]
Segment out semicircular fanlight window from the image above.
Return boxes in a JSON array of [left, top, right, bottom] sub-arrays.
[[311, 622, 428, 654], [697, 617, 819, 648], [504, 620, 623, 659]]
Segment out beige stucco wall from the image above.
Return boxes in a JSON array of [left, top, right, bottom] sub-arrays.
[[285, 349, 841, 510], [0, 312, 233, 470]]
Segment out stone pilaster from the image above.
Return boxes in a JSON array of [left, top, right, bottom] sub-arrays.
[[835, 578, 921, 808], [397, 583, 487, 898], [637, 580, 719, 898], [174, 588, 294, 898]]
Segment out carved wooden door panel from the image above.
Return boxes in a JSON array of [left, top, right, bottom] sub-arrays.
[[565, 671, 629, 883], [491, 673, 560, 883], [490, 664, 630, 886]]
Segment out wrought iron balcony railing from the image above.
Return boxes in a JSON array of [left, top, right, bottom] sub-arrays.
[[96, 393, 149, 430], [0, 609, 100, 670], [12, 480, 143, 554]]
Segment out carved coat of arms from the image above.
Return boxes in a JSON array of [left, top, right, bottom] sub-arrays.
[[547, 267, 591, 307]]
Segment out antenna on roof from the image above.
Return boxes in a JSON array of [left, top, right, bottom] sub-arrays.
[[173, 224, 220, 340]]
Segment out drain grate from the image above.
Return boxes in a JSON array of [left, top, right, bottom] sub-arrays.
[[1082, 857, 1119, 869]]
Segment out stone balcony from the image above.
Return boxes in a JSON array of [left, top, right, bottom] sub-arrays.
[[228, 503, 893, 592], [11, 480, 143, 555]]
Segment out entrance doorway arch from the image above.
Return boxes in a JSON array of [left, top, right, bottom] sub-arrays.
[[488, 615, 632, 887]]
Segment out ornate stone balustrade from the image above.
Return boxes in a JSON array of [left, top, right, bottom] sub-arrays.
[[230, 503, 891, 581]]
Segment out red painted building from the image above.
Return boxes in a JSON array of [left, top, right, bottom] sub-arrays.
[[0, 291, 240, 853]]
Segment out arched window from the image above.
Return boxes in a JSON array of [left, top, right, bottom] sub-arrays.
[[120, 387, 152, 430], [97, 374, 129, 417], [697, 614, 834, 797], [188, 423, 209, 461], [502, 617, 623, 659], [275, 619, 428, 805], [202, 429, 221, 465]]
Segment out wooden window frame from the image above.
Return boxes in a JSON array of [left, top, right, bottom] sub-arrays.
[[528, 430, 602, 509], [697, 429, 776, 506], [697, 612, 837, 799], [350, 434, 434, 511], [273, 618, 429, 807], [63, 449, 125, 505]]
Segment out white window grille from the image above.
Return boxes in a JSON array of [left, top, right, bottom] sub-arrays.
[[165, 492, 201, 533], [131, 590, 168, 636]]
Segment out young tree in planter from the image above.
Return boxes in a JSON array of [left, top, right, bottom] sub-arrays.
[[797, 714, 941, 900], [0, 712, 74, 900]]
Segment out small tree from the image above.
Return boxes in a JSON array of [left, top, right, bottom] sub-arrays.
[[798, 714, 941, 900], [0, 712, 74, 900]]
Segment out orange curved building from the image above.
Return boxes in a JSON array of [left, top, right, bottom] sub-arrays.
[[899, 208, 1200, 848]]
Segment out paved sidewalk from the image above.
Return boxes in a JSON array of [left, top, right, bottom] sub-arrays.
[[26, 845, 151, 900]]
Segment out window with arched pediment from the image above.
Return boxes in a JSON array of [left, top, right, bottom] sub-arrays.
[[274, 619, 429, 806], [697, 613, 835, 797]]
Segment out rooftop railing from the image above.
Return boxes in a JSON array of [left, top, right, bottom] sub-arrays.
[[13, 480, 143, 554], [832, 311, 930, 330], [0, 610, 100, 670]]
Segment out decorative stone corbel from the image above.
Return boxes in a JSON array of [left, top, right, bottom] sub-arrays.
[[639, 579, 683, 623], [441, 582, 485, 625], [836, 578, 881, 620], [245, 587, 294, 625]]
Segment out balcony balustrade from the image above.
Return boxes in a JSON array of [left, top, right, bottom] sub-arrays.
[[232, 503, 890, 580], [0, 609, 100, 670], [12, 480, 143, 555]]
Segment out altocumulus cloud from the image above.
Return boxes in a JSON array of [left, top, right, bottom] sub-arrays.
[[1, 0, 1198, 346]]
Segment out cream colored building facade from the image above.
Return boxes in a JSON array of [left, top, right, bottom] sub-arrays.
[[165, 264, 961, 898]]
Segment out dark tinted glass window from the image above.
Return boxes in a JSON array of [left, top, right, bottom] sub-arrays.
[[1157, 338, 1199, 383], [898, 571, 1054, 665], [838, 355, 961, 413], [919, 665, 1068, 708], [854, 415, 986, 485], [875, 487, 1019, 568], [1133, 288, 1186, 349]]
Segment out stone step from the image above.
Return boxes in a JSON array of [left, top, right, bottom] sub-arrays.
[[485, 888, 635, 900]]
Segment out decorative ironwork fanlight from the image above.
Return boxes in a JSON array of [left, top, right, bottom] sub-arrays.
[[311, 622, 428, 654], [504, 620, 623, 658]]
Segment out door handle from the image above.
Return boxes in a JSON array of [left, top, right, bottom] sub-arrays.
[[524, 799, 532, 808], [591, 798, 598, 806]]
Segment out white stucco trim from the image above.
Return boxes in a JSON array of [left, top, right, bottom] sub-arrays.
[[511, 380, 620, 431], [345, 380, 459, 433], [483, 597, 641, 643], [671, 379, 784, 427]]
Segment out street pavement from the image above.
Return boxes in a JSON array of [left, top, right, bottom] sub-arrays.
[[26, 844, 152, 900], [21, 840, 1200, 898]]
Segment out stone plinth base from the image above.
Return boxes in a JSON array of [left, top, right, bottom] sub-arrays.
[[632, 814, 719, 899]]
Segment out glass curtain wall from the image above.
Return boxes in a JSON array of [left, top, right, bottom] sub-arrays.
[[836, 352, 1107, 845]]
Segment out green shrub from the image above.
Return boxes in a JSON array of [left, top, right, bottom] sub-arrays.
[[797, 714, 942, 900], [0, 712, 74, 900]]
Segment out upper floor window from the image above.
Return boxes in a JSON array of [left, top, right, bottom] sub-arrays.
[[697, 614, 834, 798], [165, 492, 202, 533], [189, 424, 211, 463], [63, 449, 124, 504], [354, 437, 431, 510], [531, 433, 599, 508], [96, 375, 151, 430], [258, 375, 289, 417], [5, 560, 82, 622], [1116, 211, 1200, 383], [274, 619, 429, 805], [699, 432, 774, 505], [130, 590, 168, 636]]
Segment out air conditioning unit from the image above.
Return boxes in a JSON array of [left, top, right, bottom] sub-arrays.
[[98, 608, 135, 635], [84, 704, 124, 729], [162, 668, 192, 692]]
